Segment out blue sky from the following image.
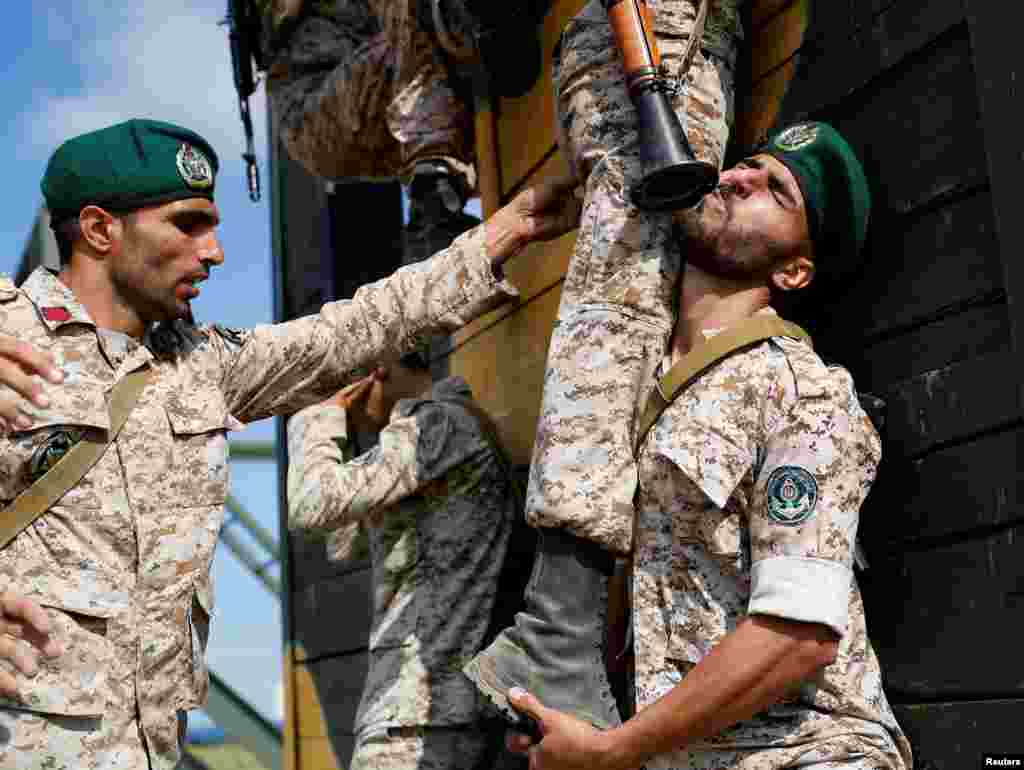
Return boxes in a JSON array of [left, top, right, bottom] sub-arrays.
[[2, 2, 283, 727]]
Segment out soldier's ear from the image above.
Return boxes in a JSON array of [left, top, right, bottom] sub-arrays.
[[78, 206, 122, 258], [771, 254, 815, 293]]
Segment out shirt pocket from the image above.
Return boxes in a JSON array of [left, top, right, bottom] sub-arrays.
[[163, 393, 237, 507], [0, 401, 110, 510], [0, 590, 123, 717]]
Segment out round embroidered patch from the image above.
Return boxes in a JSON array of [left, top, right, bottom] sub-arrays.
[[773, 122, 819, 152], [765, 466, 818, 526], [176, 143, 214, 190]]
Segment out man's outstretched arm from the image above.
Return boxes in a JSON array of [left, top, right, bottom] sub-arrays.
[[220, 173, 582, 423]]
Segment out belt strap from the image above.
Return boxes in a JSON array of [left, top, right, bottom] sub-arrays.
[[0, 368, 154, 550], [636, 316, 811, 451]]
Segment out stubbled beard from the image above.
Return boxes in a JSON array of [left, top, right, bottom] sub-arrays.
[[674, 198, 784, 283]]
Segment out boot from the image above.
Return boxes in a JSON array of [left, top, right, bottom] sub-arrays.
[[403, 160, 480, 265], [463, 528, 623, 736]]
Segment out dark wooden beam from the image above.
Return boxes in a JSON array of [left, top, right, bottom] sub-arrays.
[[967, 2, 1024, 396]]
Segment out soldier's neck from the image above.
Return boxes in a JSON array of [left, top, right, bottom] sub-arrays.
[[59, 264, 146, 340], [669, 263, 771, 363]]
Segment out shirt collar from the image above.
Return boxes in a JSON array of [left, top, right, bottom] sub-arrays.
[[21, 267, 96, 332]]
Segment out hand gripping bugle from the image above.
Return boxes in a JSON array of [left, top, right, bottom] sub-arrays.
[[604, 0, 718, 211]]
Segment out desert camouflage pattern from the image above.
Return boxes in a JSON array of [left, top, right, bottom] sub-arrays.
[[0, 228, 514, 770], [526, 0, 741, 554], [261, 0, 475, 187], [350, 724, 524, 770], [631, 310, 913, 770], [287, 377, 517, 734]]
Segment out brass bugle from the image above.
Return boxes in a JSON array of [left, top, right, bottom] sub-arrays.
[[605, 0, 718, 211]]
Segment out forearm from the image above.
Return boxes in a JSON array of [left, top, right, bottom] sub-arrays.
[[286, 405, 436, 531], [602, 615, 838, 770]]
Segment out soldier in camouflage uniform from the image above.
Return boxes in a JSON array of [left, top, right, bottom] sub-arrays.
[[464, 0, 742, 734], [0, 118, 579, 770], [505, 124, 913, 769], [288, 352, 524, 769]]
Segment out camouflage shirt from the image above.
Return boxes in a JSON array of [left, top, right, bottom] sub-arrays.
[[0, 224, 515, 770], [287, 377, 516, 734], [632, 309, 913, 770]]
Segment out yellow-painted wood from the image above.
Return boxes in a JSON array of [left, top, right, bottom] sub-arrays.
[[298, 738, 342, 770], [449, 285, 564, 465], [497, 0, 587, 198], [453, 151, 575, 349], [282, 644, 299, 770], [750, 0, 809, 82], [293, 661, 333, 740], [750, 0, 797, 29]]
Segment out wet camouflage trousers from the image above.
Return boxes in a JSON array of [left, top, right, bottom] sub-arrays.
[[350, 725, 525, 770], [265, 0, 475, 187], [525, 0, 741, 554]]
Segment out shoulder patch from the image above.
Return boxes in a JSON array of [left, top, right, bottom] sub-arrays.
[[765, 465, 818, 526], [0, 275, 18, 303]]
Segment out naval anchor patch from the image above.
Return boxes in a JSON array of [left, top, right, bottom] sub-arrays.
[[176, 143, 214, 190], [765, 466, 818, 526]]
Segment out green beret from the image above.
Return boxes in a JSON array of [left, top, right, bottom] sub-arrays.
[[762, 122, 870, 279], [42, 119, 219, 224]]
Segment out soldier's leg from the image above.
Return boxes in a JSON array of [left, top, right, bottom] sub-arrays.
[[464, 0, 740, 732], [349, 725, 522, 770]]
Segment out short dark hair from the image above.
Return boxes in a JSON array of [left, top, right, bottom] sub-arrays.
[[51, 208, 137, 266], [398, 349, 431, 372]]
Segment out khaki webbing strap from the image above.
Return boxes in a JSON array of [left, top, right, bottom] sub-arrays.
[[0, 368, 154, 550], [678, 0, 709, 84], [636, 317, 811, 451]]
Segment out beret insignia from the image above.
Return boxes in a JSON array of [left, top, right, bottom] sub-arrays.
[[177, 143, 215, 190], [772, 122, 819, 152], [765, 466, 818, 526]]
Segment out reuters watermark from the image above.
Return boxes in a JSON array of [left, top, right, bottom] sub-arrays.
[[984, 755, 1024, 767]]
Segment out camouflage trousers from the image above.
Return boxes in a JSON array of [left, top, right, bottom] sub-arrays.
[[525, 0, 741, 554], [0, 706, 178, 770], [646, 733, 906, 769], [266, 0, 475, 187], [350, 724, 525, 770]]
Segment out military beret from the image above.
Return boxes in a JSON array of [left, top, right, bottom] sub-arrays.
[[762, 122, 870, 279], [41, 119, 219, 224]]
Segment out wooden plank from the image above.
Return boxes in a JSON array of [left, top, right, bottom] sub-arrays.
[[762, 0, 965, 114], [498, 0, 586, 197], [297, 737, 341, 770], [449, 285, 564, 465], [293, 570, 373, 662], [296, 653, 369, 739], [875, 349, 1016, 461], [849, 303, 1010, 395], [967, 2, 1024, 374], [812, 188, 1001, 345], [750, 0, 808, 82], [862, 425, 1024, 549], [750, 0, 799, 30], [290, 530, 370, 591], [892, 700, 1024, 770], [861, 526, 1024, 699], [452, 151, 575, 349]]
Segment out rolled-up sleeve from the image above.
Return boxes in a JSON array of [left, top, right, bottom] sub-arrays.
[[747, 380, 881, 637]]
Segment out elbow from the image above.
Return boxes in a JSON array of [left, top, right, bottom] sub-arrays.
[[798, 630, 840, 673]]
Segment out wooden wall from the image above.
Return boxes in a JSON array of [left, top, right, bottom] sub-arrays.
[[277, 1, 1024, 767]]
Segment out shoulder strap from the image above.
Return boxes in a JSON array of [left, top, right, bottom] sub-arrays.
[[635, 316, 810, 452], [0, 368, 154, 551]]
